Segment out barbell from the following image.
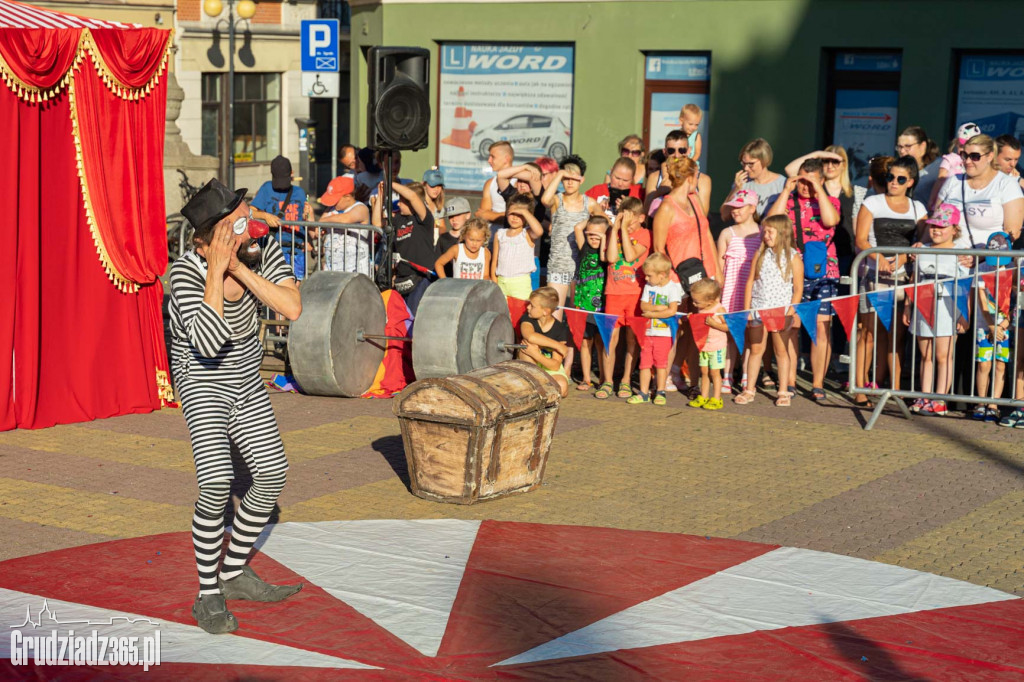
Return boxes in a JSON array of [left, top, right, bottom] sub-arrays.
[[288, 273, 526, 397]]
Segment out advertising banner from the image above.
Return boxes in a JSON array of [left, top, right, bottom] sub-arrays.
[[955, 55, 1024, 142], [438, 44, 574, 191], [833, 90, 899, 182]]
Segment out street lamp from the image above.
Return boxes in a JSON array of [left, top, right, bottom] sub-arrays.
[[203, 0, 257, 189]]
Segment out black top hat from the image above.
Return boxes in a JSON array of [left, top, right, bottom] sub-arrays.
[[182, 178, 248, 233]]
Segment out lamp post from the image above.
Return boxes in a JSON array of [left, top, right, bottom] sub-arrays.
[[202, 0, 257, 189]]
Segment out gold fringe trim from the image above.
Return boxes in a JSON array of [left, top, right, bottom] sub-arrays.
[[155, 368, 176, 404], [67, 77, 138, 293], [0, 28, 172, 104]]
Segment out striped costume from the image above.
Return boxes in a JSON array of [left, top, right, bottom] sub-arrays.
[[169, 239, 294, 595]]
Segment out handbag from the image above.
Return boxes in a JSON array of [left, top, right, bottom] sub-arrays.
[[673, 195, 708, 294], [792, 192, 829, 280]]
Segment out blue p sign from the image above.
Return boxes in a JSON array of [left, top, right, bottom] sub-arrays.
[[300, 19, 339, 72]]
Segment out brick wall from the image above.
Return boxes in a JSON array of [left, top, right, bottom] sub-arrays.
[[252, 0, 280, 24], [178, 0, 199, 21]]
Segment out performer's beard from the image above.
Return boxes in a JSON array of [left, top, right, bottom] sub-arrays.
[[237, 238, 262, 270]]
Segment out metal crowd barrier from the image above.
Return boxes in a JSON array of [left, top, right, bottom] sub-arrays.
[[849, 246, 1023, 430], [260, 220, 384, 355]]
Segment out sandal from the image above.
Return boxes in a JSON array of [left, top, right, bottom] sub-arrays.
[[594, 382, 613, 400], [721, 379, 733, 395], [733, 390, 756, 405], [1000, 409, 1024, 428], [617, 383, 632, 399], [761, 374, 776, 389], [627, 392, 650, 405], [652, 391, 667, 406], [576, 380, 593, 392], [775, 391, 792, 407], [811, 387, 827, 403]]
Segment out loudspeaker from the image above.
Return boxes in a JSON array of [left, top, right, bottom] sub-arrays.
[[367, 46, 430, 151]]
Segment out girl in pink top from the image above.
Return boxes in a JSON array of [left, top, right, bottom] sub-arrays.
[[716, 189, 762, 393]]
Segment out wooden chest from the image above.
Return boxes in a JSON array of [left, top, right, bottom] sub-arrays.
[[393, 360, 561, 504]]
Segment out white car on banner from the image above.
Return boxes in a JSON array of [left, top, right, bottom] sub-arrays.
[[470, 114, 571, 161]]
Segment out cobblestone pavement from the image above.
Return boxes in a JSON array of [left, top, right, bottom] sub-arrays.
[[1, 382, 1021, 596]]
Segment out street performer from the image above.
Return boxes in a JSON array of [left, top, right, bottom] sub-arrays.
[[170, 179, 303, 634]]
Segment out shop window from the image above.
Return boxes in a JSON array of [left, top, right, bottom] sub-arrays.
[[954, 52, 1024, 144], [824, 50, 901, 182], [642, 53, 710, 160], [201, 72, 281, 165]]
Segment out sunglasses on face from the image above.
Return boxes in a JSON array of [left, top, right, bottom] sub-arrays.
[[666, 146, 689, 156], [740, 161, 757, 168], [822, 159, 841, 167], [621, 149, 643, 157], [885, 173, 909, 185], [959, 151, 985, 162]]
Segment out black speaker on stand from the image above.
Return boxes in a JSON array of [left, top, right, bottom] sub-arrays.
[[367, 46, 431, 290]]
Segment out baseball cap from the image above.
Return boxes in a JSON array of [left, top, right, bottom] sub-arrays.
[[445, 196, 471, 217], [957, 122, 982, 146], [319, 175, 356, 207], [925, 203, 961, 228], [270, 155, 292, 191], [725, 189, 758, 208], [422, 167, 445, 187]]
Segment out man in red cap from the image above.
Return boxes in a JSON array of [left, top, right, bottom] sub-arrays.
[[170, 179, 304, 635], [319, 175, 372, 275]]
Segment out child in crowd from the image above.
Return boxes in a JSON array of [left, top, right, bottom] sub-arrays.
[[930, 122, 981, 209], [597, 197, 650, 399], [491, 193, 544, 299], [716, 189, 762, 393], [435, 217, 490, 280], [1003, 275, 1024, 427], [629, 254, 683, 405], [902, 204, 968, 417], [972, 232, 1013, 423], [541, 155, 598, 314], [573, 215, 608, 391], [687, 279, 730, 410], [679, 103, 704, 166], [518, 287, 571, 397], [737, 215, 804, 407]]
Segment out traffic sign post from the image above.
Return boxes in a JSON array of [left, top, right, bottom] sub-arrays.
[[301, 18, 341, 180]]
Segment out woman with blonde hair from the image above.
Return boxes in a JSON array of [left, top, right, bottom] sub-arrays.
[[605, 134, 647, 186]]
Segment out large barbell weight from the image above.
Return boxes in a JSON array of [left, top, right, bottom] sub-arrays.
[[288, 272, 386, 397]]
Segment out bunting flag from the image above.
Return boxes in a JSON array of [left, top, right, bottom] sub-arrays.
[[626, 316, 650, 350], [666, 315, 680, 340], [723, 312, 749, 356], [760, 307, 787, 333], [906, 283, 936, 330], [831, 295, 859, 340], [793, 301, 820, 344], [865, 289, 895, 332], [595, 313, 620, 354], [979, 271, 1013, 313], [506, 296, 528, 337], [943, 280, 970, 323], [688, 313, 710, 351], [563, 308, 589, 350]]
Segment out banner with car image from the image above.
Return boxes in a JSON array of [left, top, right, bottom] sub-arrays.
[[438, 43, 575, 191]]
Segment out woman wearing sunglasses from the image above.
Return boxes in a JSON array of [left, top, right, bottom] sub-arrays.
[[854, 156, 927, 397], [935, 134, 1024, 248], [604, 134, 647, 187], [646, 130, 713, 214], [928, 122, 982, 211], [720, 138, 786, 223]]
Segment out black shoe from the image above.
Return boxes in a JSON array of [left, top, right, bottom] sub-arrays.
[[219, 565, 303, 602]]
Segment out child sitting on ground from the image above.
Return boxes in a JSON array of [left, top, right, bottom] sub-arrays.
[[597, 196, 650, 400], [491, 193, 544, 300], [687, 278, 730, 410], [573, 215, 609, 391], [629, 254, 683, 405], [435, 217, 490, 280], [518, 286, 571, 397]]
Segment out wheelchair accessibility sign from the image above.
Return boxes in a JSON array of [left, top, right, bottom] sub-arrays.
[[301, 19, 339, 72]]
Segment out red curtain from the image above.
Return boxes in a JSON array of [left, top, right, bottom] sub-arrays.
[[0, 25, 172, 430]]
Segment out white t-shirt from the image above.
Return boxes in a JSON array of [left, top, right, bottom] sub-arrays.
[[642, 280, 684, 337], [860, 194, 926, 273], [322, 201, 371, 275], [936, 172, 1024, 248]]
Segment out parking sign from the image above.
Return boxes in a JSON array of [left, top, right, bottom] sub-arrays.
[[300, 19, 339, 72]]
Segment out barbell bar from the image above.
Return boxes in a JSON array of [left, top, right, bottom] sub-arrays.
[[355, 329, 527, 352]]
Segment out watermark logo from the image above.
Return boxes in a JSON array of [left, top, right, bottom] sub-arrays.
[[9, 600, 161, 671]]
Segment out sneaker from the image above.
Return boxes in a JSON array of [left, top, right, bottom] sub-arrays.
[[985, 406, 1001, 423], [652, 391, 667, 406], [971, 405, 987, 421], [702, 397, 723, 411], [218, 565, 303, 602], [626, 392, 650, 405], [688, 395, 708, 408], [930, 400, 948, 417], [910, 398, 928, 414], [663, 381, 678, 392]]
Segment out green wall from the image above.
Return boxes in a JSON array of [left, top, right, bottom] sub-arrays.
[[350, 0, 1024, 207]]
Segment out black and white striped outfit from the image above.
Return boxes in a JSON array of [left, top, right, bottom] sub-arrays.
[[169, 239, 294, 594]]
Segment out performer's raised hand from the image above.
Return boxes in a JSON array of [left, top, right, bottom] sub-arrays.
[[206, 218, 237, 277]]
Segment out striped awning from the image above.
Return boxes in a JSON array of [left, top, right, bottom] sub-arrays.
[[0, 0, 135, 29]]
